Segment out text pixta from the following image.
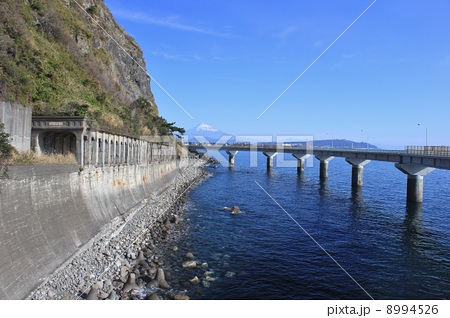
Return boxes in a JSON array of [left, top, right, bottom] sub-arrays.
[[327, 305, 370, 317]]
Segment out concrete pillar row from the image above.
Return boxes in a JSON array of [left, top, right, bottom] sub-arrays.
[[132, 140, 136, 164], [105, 134, 111, 166], [92, 132, 98, 166], [100, 132, 106, 167], [127, 138, 131, 165], [125, 138, 128, 164], [345, 158, 371, 187], [136, 140, 139, 164], [136, 140, 140, 164], [76, 131, 84, 167], [129, 140, 133, 164], [226, 150, 238, 167], [139, 140, 142, 164], [263, 152, 278, 171], [395, 163, 435, 203], [119, 137, 124, 165], [111, 137, 115, 165], [292, 154, 311, 175], [87, 133, 92, 166], [31, 132, 41, 155], [315, 155, 334, 180], [124, 138, 128, 165]]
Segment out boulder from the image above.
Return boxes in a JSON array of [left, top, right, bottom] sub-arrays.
[[189, 276, 200, 284], [182, 261, 197, 268], [231, 206, 240, 214], [185, 252, 195, 259], [86, 285, 98, 300]]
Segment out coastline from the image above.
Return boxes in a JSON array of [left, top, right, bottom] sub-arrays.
[[29, 160, 210, 300]]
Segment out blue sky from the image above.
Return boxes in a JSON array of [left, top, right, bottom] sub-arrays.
[[104, 0, 450, 148]]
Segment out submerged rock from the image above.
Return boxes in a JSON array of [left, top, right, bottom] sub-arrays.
[[224, 206, 241, 214], [202, 281, 211, 288], [231, 206, 240, 214], [225, 271, 236, 278], [182, 261, 197, 268], [189, 276, 200, 284], [185, 252, 195, 259]]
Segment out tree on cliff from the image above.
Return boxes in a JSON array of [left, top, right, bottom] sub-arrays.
[[0, 122, 15, 178], [151, 116, 186, 138]]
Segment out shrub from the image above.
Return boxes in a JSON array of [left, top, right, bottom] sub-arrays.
[[29, 0, 43, 12], [86, 5, 98, 16], [0, 122, 15, 177]]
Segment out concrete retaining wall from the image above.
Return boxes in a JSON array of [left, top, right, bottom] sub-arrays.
[[0, 101, 32, 152], [0, 161, 183, 299]]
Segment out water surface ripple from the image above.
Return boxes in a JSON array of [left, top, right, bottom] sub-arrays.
[[181, 152, 450, 299]]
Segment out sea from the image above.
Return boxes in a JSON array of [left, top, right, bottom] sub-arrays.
[[173, 151, 450, 300]]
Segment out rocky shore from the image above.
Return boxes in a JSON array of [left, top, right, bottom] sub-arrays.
[[29, 160, 211, 300]]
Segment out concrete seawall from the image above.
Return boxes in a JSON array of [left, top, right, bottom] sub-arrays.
[[0, 101, 32, 152], [0, 160, 190, 299]]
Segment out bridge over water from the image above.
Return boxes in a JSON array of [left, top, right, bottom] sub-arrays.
[[188, 144, 450, 203]]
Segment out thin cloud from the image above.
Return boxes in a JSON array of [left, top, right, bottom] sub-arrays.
[[150, 49, 205, 62], [150, 50, 190, 61], [274, 25, 298, 40], [113, 9, 230, 37]]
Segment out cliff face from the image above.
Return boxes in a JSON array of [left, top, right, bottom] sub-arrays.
[[0, 0, 159, 135]]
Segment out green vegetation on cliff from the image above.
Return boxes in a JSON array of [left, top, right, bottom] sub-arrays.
[[0, 0, 176, 136]]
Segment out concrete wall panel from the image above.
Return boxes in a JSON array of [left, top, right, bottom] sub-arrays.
[[0, 161, 182, 299], [0, 101, 32, 152]]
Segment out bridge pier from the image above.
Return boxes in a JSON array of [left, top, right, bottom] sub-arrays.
[[315, 155, 334, 180], [395, 164, 435, 203], [345, 158, 371, 187], [293, 154, 310, 175], [226, 150, 238, 167], [263, 152, 278, 170]]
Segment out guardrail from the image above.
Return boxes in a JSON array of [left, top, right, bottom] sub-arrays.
[[188, 143, 450, 158], [405, 146, 450, 157]]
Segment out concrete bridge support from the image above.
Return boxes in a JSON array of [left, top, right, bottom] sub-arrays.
[[263, 152, 278, 171], [395, 164, 435, 203], [293, 154, 311, 175], [315, 155, 334, 180], [345, 158, 371, 187], [226, 150, 238, 167]]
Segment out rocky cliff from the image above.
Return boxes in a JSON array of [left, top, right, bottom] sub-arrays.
[[0, 0, 160, 135]]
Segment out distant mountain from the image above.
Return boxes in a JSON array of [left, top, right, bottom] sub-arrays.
[[184, 125, 378, 149], [285, 139, 378, 149], [184, 123, 235, 144]]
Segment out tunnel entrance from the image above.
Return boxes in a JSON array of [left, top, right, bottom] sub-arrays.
[[32, 116, 88, 165], [38, 131, 77, 156]]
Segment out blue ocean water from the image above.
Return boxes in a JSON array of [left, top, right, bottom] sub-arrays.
[[180, 151, 450, 300]]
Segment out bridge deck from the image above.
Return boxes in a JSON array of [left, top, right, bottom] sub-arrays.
[[188, 145, 450, 170]]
